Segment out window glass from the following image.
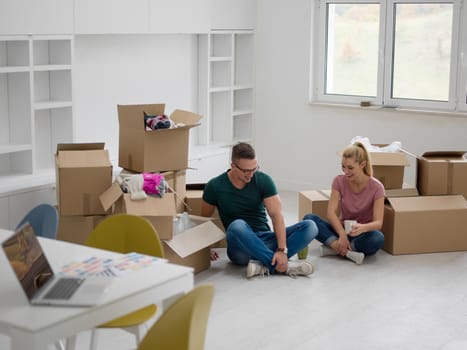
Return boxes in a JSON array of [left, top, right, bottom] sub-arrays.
[[325, 3, 380, 97], [392, 3, 453, 101]]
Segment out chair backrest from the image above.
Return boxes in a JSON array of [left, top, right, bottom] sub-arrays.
[[85, 214, 164, 258], [16, 204, 59, 239], [137, 284, 215, 350]]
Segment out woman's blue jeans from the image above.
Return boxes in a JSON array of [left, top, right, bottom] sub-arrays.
[[303, 213, 384, 256], [226, 219, 318, 272]]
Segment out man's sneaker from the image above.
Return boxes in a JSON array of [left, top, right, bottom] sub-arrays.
[[320, 245, 338, 257], [346, 251, 364, 265], [286, 260, 314, 278], [246, 260, 269, 278]]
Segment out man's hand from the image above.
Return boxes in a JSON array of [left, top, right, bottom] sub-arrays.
[[272, 251, 288, 273]]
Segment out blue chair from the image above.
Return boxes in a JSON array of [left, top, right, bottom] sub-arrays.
[[16, 203, 64, 350], [16, 203, 59, 239]]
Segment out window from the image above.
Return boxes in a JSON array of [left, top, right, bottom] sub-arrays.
[[311, 0, 467, 112]]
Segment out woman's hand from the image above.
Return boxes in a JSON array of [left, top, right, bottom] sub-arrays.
[[348, 223, 365, 237], [336, 235, 351, 256]]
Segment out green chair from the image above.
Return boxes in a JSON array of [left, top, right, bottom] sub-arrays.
[[85, 214, 165, 350], [137, 284, 215, 350]]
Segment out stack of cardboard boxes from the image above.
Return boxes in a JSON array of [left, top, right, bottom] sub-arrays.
[[298, 146, 467, 255], [56, 104, 225, 273]]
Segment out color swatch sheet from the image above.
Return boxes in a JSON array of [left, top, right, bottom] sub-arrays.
[[59, 252, 166, 277]]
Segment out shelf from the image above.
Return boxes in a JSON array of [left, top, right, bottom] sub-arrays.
[[0, 66, 29, 73], [0, 144, 33, 154], [198, 30, 254, 145], [33, 64, 72, 71], [34, 100, 73, 110], [0, 39, 29, 68], [0, 35, 73, 180]]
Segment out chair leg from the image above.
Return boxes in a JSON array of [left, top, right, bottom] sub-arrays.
[[89, 329, 99, 350], [64, 336, 77, 350], [54, 340, 65, 350]]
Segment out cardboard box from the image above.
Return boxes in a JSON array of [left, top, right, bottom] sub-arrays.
[[55, 143, 113, 216], [57, 215, 105, 245], [117, 104, 202, 172], [382, 195, 467, 255], [185, 189, 226, 248], [100, 182, 176, 240], [298, 190, 332, 221], [163, 215, 225, 273], [370, 146, 409, 189], [164, 170, 186, 214], [417, 151, 467, 199]]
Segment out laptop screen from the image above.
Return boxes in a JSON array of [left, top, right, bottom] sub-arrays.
[[2, 223, 55, 300]]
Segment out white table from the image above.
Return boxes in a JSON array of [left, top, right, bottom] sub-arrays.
[[0, 229, 194, 350]]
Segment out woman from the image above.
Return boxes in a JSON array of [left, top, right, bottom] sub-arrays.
[[304, 141, 385, 264]]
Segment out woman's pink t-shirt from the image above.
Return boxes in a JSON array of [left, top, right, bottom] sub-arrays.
[[332, 175, 385, 224]]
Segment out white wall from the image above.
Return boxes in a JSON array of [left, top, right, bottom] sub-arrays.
[[255, 0, 467, 191], [73, 34, 199, 163]]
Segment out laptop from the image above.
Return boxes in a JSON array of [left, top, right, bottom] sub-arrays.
[[2, 223, 113, 307]]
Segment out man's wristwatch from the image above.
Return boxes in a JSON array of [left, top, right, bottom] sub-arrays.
[[277, 247, 288, 254]]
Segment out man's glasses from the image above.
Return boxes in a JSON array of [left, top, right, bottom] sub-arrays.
[[234, 163, 260, 175]]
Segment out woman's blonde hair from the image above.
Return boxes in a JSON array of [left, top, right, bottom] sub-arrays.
[[342, 141, 373, 177]]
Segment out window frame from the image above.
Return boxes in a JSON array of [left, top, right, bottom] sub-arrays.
[[310, 0, 467, 113]]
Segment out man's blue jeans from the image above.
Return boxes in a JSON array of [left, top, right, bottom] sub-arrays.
[[225, 219, 318, 273], [303, 213, 384, 256]]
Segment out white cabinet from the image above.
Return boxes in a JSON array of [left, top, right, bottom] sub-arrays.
[[187, 146, 230, 184], [148, 0, 210, 33], [198, 30, 254, 145], [0, 0, 73, 35], [0, 186, 56, 230], [74, 0, 149, 34], [0, 35, 73, 189], [210, 0, 256, 30]]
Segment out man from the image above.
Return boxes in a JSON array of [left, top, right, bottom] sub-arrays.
[[201, 142, 318, 278]]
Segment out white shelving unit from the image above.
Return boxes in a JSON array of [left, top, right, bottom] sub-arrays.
[[0, 34, 73, 189], [198, 30, 255, 146]]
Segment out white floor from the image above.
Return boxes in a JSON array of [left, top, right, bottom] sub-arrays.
[[2, 191, 467, 350]]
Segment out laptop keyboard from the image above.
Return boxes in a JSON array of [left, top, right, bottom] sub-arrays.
[[44, 277, 84, 300]]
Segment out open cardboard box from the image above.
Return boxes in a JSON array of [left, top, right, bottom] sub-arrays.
[[118, 104, 202, 173], [382, 195, 467, 255], [163, 215, 225, 273], [338, 144, 410, 189], [55, 143, 112, 216], [417, 151, 467, 199], [99, 183, 225, 273], [100, 182, 176, 240], [369, 145, 410, 189]]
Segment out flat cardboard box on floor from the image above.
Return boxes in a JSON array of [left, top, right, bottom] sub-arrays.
[[57, 214, 105, 245], [55, 143, 112, 216], [100, 182, 176, 240], [163, 215, 225, 273], [118, 104, 202, 173], [417, 151, 467, 199], [382, 195, 467, 255]]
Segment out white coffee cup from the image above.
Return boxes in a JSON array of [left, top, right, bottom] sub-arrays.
[[344, 220, 357, 234]]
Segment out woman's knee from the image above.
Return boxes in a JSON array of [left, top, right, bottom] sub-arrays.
[[302, 219, 318, 241], [359, 230, 385, 255]]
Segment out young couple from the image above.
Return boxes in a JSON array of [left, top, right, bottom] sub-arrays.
[[201, 142, 385, 278]]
